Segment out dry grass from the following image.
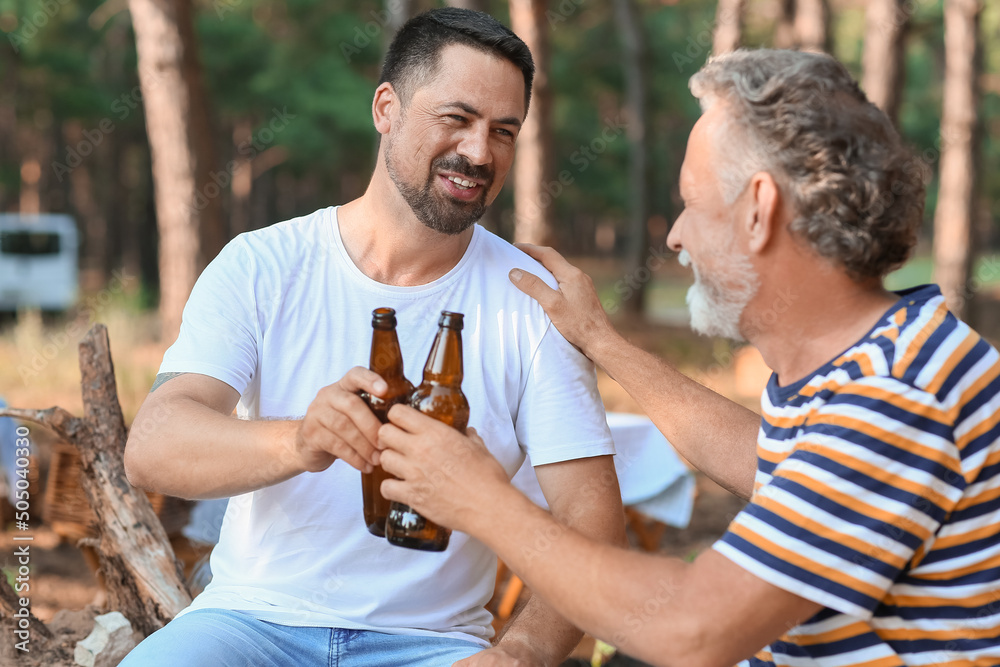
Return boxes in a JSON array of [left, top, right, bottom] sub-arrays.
[[0, 304, 166, 423]]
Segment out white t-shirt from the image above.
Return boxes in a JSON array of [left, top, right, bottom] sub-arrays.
[[159, 206, 614, 645]]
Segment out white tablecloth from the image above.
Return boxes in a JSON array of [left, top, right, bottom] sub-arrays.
[[511, 411, 696, 529]]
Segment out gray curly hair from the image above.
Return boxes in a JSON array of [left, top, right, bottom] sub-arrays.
[[690, 49, 926, 280]]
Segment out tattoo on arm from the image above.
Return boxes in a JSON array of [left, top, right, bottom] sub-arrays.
[[150, 372, 189, 393]]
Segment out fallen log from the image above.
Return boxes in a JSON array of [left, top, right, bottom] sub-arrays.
[[0, 571, 53, 639], [0, 324, 191, 637]]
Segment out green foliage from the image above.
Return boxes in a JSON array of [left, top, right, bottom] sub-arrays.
[[548, 0, 712, 250], [3, 0, 1000, 290], [197, 0, 380, 188]]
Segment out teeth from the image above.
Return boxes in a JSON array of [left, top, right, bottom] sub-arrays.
[[447, 176, 476, 189]]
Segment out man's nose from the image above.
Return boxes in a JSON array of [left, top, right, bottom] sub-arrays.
[[456, 126, 492, 166], [666, 217, 683, 253]]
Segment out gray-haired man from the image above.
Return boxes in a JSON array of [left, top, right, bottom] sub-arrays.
[[379, 49, 1000, 666]]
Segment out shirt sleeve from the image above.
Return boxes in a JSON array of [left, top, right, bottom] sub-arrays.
[[158, 236, 259, 396], [713, 376, 963, 619], [515, 323, 615, 466]]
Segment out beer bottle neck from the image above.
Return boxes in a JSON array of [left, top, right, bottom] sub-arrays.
[[370, 329, 406, 378], [422, 328, 463, 385]]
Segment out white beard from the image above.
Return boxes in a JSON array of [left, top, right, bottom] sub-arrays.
[[678, 249, 759, 341]]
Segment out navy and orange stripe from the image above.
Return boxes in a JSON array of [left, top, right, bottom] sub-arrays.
[[723, 286, 1000, 667]]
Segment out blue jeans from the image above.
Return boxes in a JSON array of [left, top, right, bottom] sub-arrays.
[[119, 609, 484, 666]]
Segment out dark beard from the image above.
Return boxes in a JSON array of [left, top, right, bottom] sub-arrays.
[[385, 142, 494, 236]]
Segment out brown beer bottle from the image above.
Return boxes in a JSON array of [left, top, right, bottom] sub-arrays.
[[359, 308, 414, 537], [385, 311, 469, 552]]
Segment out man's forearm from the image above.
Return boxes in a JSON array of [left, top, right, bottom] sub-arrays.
[[465, 481, 821, 667], [125, 394, 301, 499], [495, 456, 627, 665], [493, 594, 585, 666], [494, 518, 617, 665], [476, 484, 695, 666], [586, 331, 760, 500]]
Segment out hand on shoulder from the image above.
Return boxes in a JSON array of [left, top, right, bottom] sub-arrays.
[[510, 243, 620, 360]]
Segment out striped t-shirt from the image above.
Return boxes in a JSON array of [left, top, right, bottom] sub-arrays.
[[715, 284, 1000, 666]]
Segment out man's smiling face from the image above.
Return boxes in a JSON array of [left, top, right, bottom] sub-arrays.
[[382, 43, 525, 236]]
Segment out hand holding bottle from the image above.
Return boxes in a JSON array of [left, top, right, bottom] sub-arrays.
[[379, 408, 509, 534], [293, 366, 387, 475]]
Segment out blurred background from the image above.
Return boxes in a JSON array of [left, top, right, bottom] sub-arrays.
[[0, 2, 997, 659], [0, 0, 998, 423]]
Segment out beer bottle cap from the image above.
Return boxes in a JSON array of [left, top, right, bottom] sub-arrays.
[[438, 311, 464, 330], [372, 307, 397, 328]]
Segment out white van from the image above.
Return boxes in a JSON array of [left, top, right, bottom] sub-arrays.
[[0, 214, 79, 311]]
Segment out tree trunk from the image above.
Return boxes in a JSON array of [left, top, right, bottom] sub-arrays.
[[17, 126, 44, 214], [0, 45, 18, 212], [793, 0, 830, 53], [179, 1, 225, 267], [107, 130, 129, 281], [509, 0, 554, 246], [713, 0, 747, 55], [230, 119, 253, 238], [64, 120, 110, 285], [0, 325, 192, 637], [774, 0, 796, 49], [77, 326, 192, 634], [613, 0, 651, 316], [446, 0, 488, 11], [103, 18, 134, 282], [127, 0, 224, 343], [862, 0, 909, 125], [933, 0, 982, 322], [230, 116, 290, 235]]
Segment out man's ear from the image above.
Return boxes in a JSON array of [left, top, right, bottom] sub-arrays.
[[746, 171, 782, 254], [373, 82, 397, 135]]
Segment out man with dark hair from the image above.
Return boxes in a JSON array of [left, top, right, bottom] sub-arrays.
[[378, 49, 1000, 666], [380, 8, 534, 113], [121, 8, 623, 666]]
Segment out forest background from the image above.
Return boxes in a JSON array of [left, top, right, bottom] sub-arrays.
[[4, 0, 1000, 343], [0, 2, 997, 659]]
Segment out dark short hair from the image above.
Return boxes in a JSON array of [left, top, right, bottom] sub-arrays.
[[379, 8, 534, 115], [691, 49, 926, 281]]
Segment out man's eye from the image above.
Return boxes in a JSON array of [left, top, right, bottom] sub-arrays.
[[448, 115, 466, 122], [496, 128, 514, 138]]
